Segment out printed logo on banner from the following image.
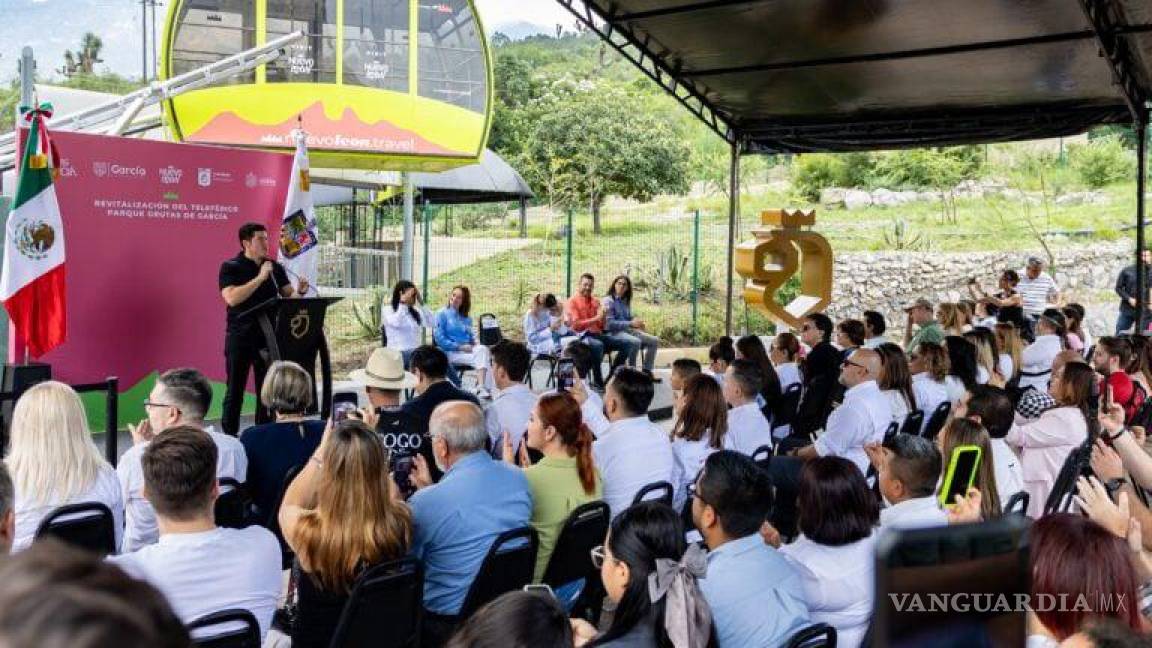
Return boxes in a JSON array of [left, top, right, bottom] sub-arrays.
[[159, 165, 183, 185], [245, 172, 258, 189], [58, 159, 78, 178], [197, 168, 212, 187], [92, 161, 109, 177]]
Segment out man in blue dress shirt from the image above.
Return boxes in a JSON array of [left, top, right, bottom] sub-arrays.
[[408, 400, 532, 645], [692, 451, 810, 647]]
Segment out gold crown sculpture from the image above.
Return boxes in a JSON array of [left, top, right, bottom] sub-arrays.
[[734, 209, 833, 330]]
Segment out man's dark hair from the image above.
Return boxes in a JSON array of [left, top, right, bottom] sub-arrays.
[[580, 272, 595, 283], [837, 319, 866, 347], [965, 385, 1015, 439], [888, 434, 942, 498], [863, 311, 886, 336], [608, 368, 655, 417], [698, 450, 773, 538], [237, 222, 266, 244], [491, 340, 531, 383], [1097, 336, 1134, 369], [141, 425, 218, 521], [671, 358, 702, 378], [798, 457, 878, 546], [0, 540, 191, 648], [157, 368, 212, 421], [410, 345, 448, 380], [563, 342, 594, 379], [728, 359, 763, 399], [805, 313, 834, 342]]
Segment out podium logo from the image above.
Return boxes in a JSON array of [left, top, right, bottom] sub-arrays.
[[197, 168, 212, 187], [290, 310, 311, 339], [159, 166, 183, 185]]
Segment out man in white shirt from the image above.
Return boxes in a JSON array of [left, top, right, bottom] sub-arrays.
[[955, 386, 1024, 510], [865, 434, 948, 530], [485, 341, 538, 456], [723, 359, 773, 454], [118, 368, 248, 552], [111, 426, 280, 639], [796, 348, 892, 475], [587, 368, 673, 518]]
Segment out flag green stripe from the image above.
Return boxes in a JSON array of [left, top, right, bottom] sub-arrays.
[[13, 120, 53, 210]]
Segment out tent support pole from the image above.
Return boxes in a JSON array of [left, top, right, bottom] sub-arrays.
[[1138, 119, 1148, 333], [402, 174, 414, 280], [725, 141, 739, 337]]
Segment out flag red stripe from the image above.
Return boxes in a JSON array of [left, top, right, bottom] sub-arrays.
[[4, 264, 67, 358]]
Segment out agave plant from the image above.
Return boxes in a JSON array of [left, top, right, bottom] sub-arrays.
[[350, 286, 388, 340], [882, 219, 932, 252]]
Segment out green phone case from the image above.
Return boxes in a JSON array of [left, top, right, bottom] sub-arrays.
[[938, 444, 982, 509]]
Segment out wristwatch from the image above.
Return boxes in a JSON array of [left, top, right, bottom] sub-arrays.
[[1103, 427, 1129, 443]]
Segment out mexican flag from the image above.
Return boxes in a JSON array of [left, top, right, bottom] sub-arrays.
[[278, 128, 318, 295], [0, 104, 67, 358]]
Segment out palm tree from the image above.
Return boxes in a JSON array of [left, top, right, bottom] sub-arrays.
[[60, 51, 78, 77]]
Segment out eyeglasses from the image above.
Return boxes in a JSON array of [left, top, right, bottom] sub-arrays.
[[142, 400, 176, 410], [686, 481, 708, 504], [842, 360, 864, 370], [590, 545, 607, 569]]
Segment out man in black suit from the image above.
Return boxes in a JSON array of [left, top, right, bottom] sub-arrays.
[[402, 345, 480, 482]]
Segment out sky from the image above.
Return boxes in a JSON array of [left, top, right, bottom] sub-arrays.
[[0, 0, 575, 83]]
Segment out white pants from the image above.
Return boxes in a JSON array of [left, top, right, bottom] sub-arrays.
[[449, 345, 494, 390]]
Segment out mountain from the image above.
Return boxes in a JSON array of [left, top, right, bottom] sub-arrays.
[[489, 20, 552, 41]]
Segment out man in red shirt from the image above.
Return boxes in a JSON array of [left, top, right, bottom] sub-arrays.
[[1093, 337, 1145, 422], [565, 273, 634, 389]]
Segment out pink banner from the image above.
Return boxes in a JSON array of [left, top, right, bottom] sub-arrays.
[[11, 131, 292, 402]]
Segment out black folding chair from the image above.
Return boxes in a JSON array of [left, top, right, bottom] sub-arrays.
[[187, 609, 261, 648], [214, 478, 250, 529], [922, 402, 952, 441], [1043, 439, 1093, 515], [785, 623, 837, 648], [542, 501, 610, 588], [1003, 491, 1030, 517], [329, 558, 424, 648], [268, 464, 305, 570], [900, 410, 925, 437], [751, 444, 774, 473], [631, 480, 674, 507], [458, 526, 539, 620], [34, 502, 116, 556], [772, 383, 803, 436], [527, 352, 559, 389]]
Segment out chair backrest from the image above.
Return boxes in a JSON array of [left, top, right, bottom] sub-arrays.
[[542, 501, 610, 587], [214, 478, 250, 530], [922, 402, 952, 440], [459, 526, 539, 619], [772, 382, 803, 430], [1044, 439, 1093, 515], [479, 313, 503, 346], [34, 502, 116, 557], [187, 609, 261, 648], [785, 623, 838, 648], [900, 410, 925, 437], [631, 480, 674, 507], [751, 444, 774, 473], [1003, 491, 1029, 517], [329, 558, 424, 648], [882, 421, 900, 446]]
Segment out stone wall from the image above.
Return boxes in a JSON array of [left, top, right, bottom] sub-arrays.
[[824, 242, 1131, 335]]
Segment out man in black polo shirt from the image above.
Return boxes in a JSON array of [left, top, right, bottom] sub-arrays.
[[219, 222, 308, 436]]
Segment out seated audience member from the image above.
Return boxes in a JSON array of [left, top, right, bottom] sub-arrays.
[[669, 357, 703, 398], [866, 434, 946, 530], [1020, 309, 1067, 393], [277, 419, 412, 648], [1128, 334, 1152, 394], [903, 298, 945, 351], [348, 347, 419, 475], [7, 381, 123, 552], [240, 361, 324, 523], [693, 451, 809, 647], [1026, 515, 1143, 647], [1066, 303, 1093, 350], [863, 310, 888, 349], [769, 332, 803, 390], [723, 359, 773, 453], [586, 369, 674, 519], [937, 418, 1001, 519], [836, 319, 867, 360], [794, 313, 842, 438], [112, 426, 281, 639], [382, 280, 435, 366], [955, 386, 1024, 510], [564, 342, 610, 437], [119, 368, 247, 551], [1062, 305, 1087, 353], [566, 273, 632, 389], [909, 342, 950, 433], [500, 393, 601, 582], [944, 336, 980, 402], [736, 335, 784, 416], [523, 293, 565, 356], [0, 464, 14, 555], [1017, 349, 1084, 421], [401, 345, 480, 481], [777, 457, 878, 648], [447, 591, 573, 648], [708, 336, 736, 387], [938, 302, 967, 336], [435, 284, 495, 396], [1006, 361, 1095, 517], [877, 343, 918, 425], [965, 327, 1005, 386], [969, 269, 1028, 335], [0, 541, 190, 648], [570, 502, 714, 647], [603, 275, 660, 377], [408, 402, 531, 643], [670, 374, 727, 511], [994, 322, 1023, 383], [1093, 337, 1144, 422], [485, 341, 538, 456]]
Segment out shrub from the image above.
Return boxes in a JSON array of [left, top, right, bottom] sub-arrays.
[[1069, 135, 1133, 188], [792, 154, 844, 201]]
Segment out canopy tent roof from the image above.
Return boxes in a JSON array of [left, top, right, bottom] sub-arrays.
[[558, 0, 1152, 152]]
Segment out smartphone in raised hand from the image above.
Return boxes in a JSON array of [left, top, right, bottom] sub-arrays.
[[939, 445, 982, 510]]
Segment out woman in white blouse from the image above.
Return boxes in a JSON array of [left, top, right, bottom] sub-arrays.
[[876, 343, 917, 426], [1019, 309, 1067, 393], [769, 331, 802, 390], [381, 280, 434, 366], [6, 381, 124, 552], [777, 456, 878, 648], [669, 374, 727, 512], [909, 342, 950, 434]]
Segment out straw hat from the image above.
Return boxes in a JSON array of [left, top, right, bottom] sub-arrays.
[[349, 348, 417, 390]]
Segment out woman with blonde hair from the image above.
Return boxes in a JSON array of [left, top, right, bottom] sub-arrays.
[[937, 303, 967, 336], [279, 419, 412, 648], [6, 381, 123, 552], [937, 418, 1002, 519], [994, 323, 1023, 383], [964, 328, 1005, 387]]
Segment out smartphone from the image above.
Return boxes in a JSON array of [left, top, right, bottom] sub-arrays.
[[523, 584, 556, 599], [556, 358, 576, 391], [938, 445, 983, 509], [333, 401, 357, 422], [392, 456, 414, 496]]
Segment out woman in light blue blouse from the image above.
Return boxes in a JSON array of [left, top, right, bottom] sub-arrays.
[[603, 275, 658, 375], [434, 285, 493, 397]]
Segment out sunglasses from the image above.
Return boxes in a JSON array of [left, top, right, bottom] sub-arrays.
[[842, 359, 864, 370]]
